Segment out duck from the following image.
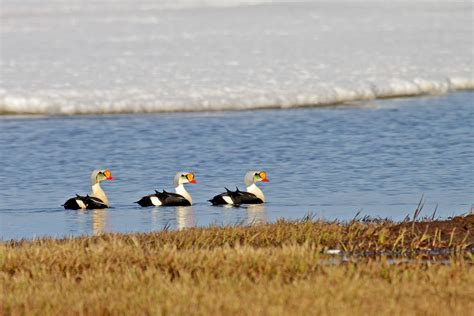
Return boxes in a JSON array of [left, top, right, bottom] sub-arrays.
[[63, 169, 113, 209], [209, 170, 269, 206], [136, 172, 197, 207]]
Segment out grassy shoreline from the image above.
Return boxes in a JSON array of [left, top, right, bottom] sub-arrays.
[[2, 215, 473, 315]]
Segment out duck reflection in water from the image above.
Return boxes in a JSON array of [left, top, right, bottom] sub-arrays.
[[151, 206, 195, 231], [176, 206, 195, 230], [246, 204, 267, 225], [75, 209, 109, 236], [92, 209, 108, 236]]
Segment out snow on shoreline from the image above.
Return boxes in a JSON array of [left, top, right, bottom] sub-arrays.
[[1, 78, 473, 115]]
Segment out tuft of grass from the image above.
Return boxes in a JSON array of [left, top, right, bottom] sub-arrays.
[[1, 215, 473, 315]]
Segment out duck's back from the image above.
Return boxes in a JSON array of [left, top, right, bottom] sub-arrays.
[[156, 191, 191, 206], [209, 188, 263, 205]]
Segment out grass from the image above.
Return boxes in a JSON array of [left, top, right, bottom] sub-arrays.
[[1, 215, 473, 315]]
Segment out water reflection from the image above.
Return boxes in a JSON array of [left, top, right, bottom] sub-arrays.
[[74, 209, 88, 234], [246, 204, 267, 225], [151, 208, 166, 231], [176, 206, 195, 230], [72, 209, 109, 236], [92, 209, 108, 235], [150, 206, 196, 231]]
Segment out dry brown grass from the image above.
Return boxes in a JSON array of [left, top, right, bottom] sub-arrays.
[[2, 216, 473, 315]]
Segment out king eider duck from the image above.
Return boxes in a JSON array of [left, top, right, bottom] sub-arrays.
[[63, 169, 113, 210], [136, 172, 197, 207], [209, 170, 269, 206]]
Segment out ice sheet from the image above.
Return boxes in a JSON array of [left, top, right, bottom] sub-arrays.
[[1, 0, 473, 114]]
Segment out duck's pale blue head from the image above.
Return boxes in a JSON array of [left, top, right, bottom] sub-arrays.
[[90, 169, 113, 185], [244, 171, 269, 186], [174, 172, 197, 186]]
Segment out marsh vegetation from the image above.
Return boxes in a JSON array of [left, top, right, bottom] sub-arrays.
[[2, 215, 473, 315]]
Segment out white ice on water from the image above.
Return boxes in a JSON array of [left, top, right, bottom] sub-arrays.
[[0, 0, 473, 114]]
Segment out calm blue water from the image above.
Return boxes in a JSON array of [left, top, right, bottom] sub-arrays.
[[1, 92, 473, 240]]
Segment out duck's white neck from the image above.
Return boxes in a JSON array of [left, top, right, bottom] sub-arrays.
[[247, 183, 265, 202], [175, 184, 192, 204], [91, 182, 109, 206]]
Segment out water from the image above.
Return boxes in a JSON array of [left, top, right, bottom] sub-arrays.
[[1, 0, 473, 114], [1, 92, 473, 239], [2, 0, 472, 239]]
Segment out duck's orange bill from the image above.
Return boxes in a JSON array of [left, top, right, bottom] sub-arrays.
[[187, 173, 196, 184], [259, 172, 269, 182], [104, 170, 113, 180]]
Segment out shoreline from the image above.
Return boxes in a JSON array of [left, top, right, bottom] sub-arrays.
[[4, 214, 473, 255], [1, 87, 472, 117]]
